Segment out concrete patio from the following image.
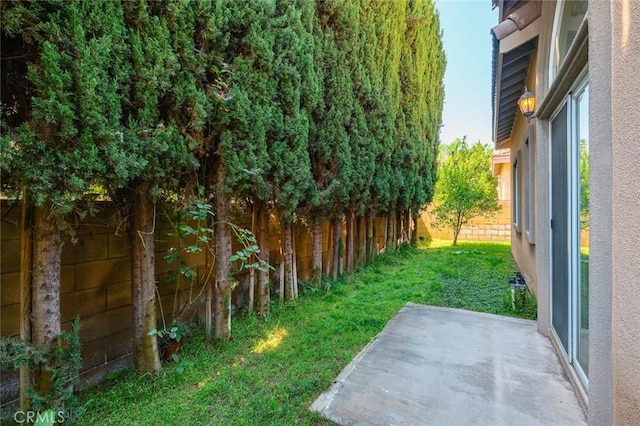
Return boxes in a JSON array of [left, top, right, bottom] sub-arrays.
[[310, 303, 586, 426]]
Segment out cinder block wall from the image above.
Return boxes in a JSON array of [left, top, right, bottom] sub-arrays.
[[1, 201, 391, 405], [416, 200, 512, 243], [0, 201, 209, 394]]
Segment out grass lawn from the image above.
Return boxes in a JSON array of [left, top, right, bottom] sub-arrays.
[[75, 241, 535, 425]]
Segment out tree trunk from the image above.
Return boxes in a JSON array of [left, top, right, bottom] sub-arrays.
[[248, 203, 256, 311], [205, 243, 213, 341], [278, 261, 285, 301], [283, 220, 294, 300], [383, 214, 389, 251], [311, 218, 322, 286], [453, 213, 463, 246], [346, 210, 355, 272], [366, 209, 374, 263], [214, 180, 232, 339], [404, 209, 411, 244], [324, 220, 332, 277], [292, 228, 298, 298], [31, 206, 63, 396], [20, 199, 33, 410], [129, 188, 161, 373], [257, 200, 270, 317], [411, 210, 419, 247], [357, 215, 365, 268], [396, 210, 403, 246], [386, 211, 395, 250], [213, 284, 226, 338], [332, 217, 342, 281], [32, 206, 62, 348]]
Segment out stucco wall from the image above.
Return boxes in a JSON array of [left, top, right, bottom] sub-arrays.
[[592, 0, 640, 423], [588, 1, 614, 423], [531, 0, 555, 349], [497, 162, 512, 201], [494, 0, 640, 422], [508, 50, 539, 297]]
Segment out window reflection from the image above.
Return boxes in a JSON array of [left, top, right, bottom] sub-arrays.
[[577, 85, 589, 376], [555, 1, 588, 73]]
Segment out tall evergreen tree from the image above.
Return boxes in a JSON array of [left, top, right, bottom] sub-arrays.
[[1, 0, 447, 383], [401, 1, 446, 245], [0, 0, 134, 384], [268, 0, 319, 299], [208, 0, 277, 330], [111, 0, 199, 371], [309, 0, 359, 280]]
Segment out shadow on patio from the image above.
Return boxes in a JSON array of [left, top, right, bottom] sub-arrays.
[[310, 303, 585, 426]]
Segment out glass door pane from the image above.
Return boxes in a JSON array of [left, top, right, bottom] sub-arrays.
[[551, 103, 570, 354], [576, 86, 589, 377]]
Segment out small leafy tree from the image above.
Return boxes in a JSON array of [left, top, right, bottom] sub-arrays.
[[432, 138, 500, 245], [579, 139, 589, 229]]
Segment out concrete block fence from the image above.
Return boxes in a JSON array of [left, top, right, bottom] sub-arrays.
[[416, 200, 512, 243], [0, 200, 390, 405]]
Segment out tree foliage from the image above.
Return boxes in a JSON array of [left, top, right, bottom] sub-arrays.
[[0, 0, 447, 378], [433, 138, 501, 245], [579, 139, 589, 229]]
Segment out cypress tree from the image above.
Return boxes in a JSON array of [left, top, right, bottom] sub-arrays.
[[1, 0, 447, 378], [208, 0, 277, 328], [309, 0, 359, 279], [112, 0, 198, 370], [400, 0, 445, 245], [268, 0, 319, 300], [0, 0, 135, 388]]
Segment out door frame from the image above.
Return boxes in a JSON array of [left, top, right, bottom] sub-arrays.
[[570, 75, 589, 387], [548, 69, 589, 390]]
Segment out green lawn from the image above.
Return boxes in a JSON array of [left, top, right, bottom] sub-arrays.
[[76, 241, 535, 425]]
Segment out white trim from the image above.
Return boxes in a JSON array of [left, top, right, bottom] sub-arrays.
[[571, 76, 589, 389], [549, 326, 589, 413], [512, 151, 522, 233], [547, 108, 554, 338], [549, 70, 590, 392], [525, 129, 536, 244], [568, 85, 579, 365], [566, 97, 574, 362]]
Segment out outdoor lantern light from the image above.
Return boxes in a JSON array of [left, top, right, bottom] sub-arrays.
[[518, 86, 536, 121]]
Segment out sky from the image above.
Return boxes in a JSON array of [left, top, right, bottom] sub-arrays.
[[434, 0, 498, 146]]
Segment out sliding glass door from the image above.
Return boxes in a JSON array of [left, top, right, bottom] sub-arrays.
[[550, 79, 589, 387]]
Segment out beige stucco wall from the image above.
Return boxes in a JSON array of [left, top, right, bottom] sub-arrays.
[[508, 51, 540, 298], [495, 2, 554, 333], [496, 1, 640, 423], [588, 1, 613, 423], [496, 161, 511, 201], [530, 0, 555, 350], [590, 0, 640, 424]]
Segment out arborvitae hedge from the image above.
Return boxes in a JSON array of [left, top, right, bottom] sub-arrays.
[[1, 0, 445, 367], [2, 0, 444, 240]]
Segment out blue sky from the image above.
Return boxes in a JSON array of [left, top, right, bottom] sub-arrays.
[[435, 0, 498, 145]]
